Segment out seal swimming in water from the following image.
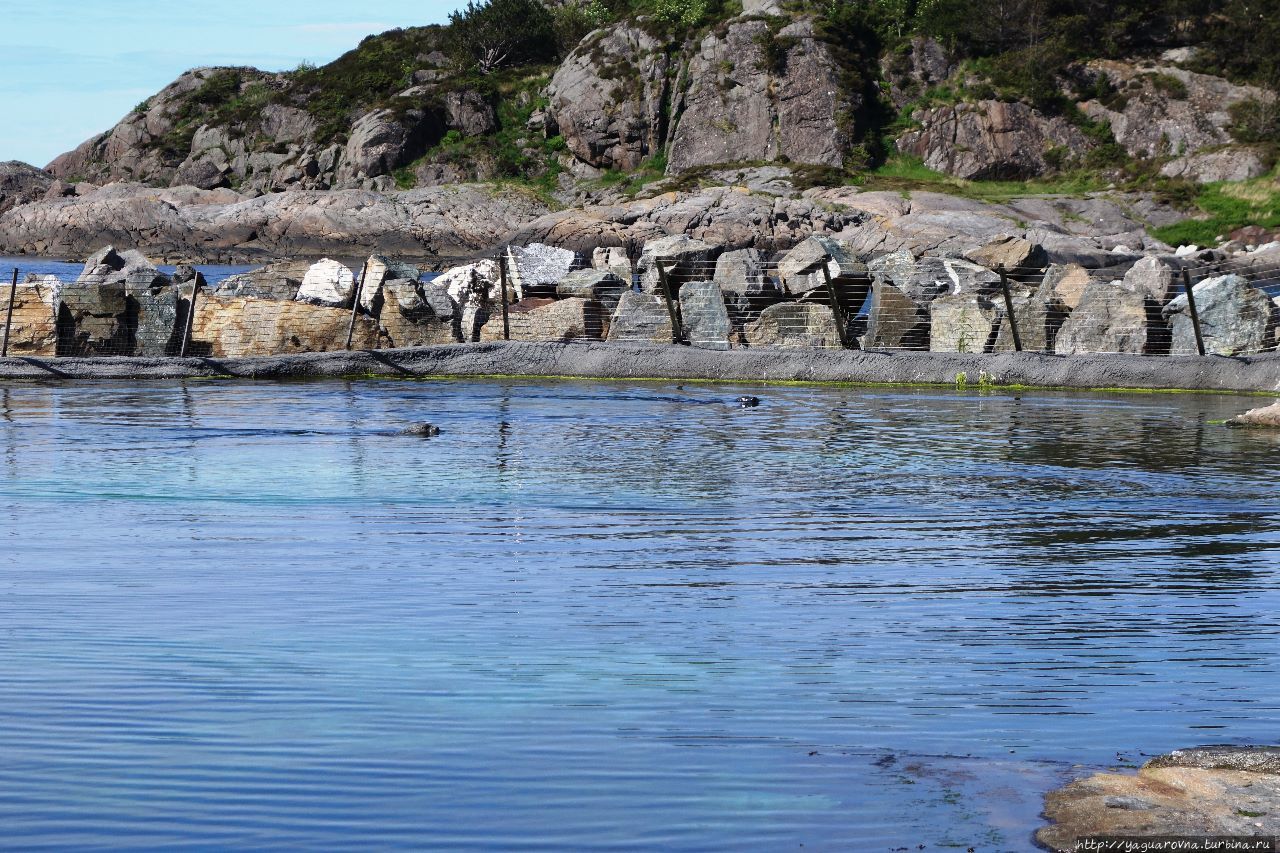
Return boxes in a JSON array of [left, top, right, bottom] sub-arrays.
[[400, 423, 442, 437], [737, 396, 760, 408]]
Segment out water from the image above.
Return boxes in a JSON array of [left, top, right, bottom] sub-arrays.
[[0, 379, 1277, 851], [0, 256, 256, 288]]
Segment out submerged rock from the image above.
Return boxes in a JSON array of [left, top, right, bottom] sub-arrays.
[[1226, 401, 1280, 428]]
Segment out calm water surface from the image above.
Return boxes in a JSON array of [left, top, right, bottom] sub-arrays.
[[0, 379, 1278, 851], [0, 256, 255, 287]]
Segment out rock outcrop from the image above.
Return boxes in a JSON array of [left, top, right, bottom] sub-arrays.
[[0, 161, 54, 215], [896, 100, 1093, 180], [1162, 274, 1276, 356], [1038, 746, 1280, 852], [545, 25, 673, 171], [665, 19, 856, 174]]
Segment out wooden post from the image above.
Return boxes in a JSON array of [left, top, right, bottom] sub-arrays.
[[179, 272, 201, 358], [656, 260, 684, 344], [1181, 268, 1206, 356], [499, 252, 511, 341], [345, 260, 370, 350], [1, 268, 16, 358], [998, 265, 1023, 352], [818, 255, 852, 350]]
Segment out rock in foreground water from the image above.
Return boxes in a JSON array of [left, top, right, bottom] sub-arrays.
[[1037, 745, 1280, 852]]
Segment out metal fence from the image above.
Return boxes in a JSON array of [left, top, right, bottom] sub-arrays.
[[3, 245, 1279, 360]]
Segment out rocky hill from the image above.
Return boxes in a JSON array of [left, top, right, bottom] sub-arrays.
[[2, 0, 1277, 261]]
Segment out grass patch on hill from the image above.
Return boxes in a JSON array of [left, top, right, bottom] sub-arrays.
[[1151, 174, 1280, 246], [858, 154, 1110, 201]]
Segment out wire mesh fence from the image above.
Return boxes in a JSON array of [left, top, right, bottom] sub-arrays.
[[3, 240, 1279, 360]]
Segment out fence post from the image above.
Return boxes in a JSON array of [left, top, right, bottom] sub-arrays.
[[1, 268, 16, 358], [345, 260, 370, 351], [1180, 268, 1206, 356], [998, 265, 1023, 352], [499, 251, 511, 341], [818, 254, 852, 350], [656, 260, 684, 344], [179, 271, 202, 358]]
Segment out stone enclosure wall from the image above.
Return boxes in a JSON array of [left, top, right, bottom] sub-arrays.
[[3, 237, 1279, 360]]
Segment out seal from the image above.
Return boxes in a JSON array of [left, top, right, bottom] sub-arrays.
[[400, 423, 442, 437], [737, 396, 760, 408]]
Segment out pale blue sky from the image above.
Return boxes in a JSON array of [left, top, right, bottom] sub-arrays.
[[1, 0, 460, 168]]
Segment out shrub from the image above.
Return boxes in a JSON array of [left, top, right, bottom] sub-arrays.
[[446, 0, 558, 74]]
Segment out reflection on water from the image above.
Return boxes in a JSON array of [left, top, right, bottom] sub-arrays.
[[0, 379, 1277, 850]]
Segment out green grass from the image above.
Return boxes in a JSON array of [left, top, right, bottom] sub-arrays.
[[1151, 174, 1280, 246], [859, 154, 1110, 201]]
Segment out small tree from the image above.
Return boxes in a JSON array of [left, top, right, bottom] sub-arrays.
[[447, 0, 558, 74]]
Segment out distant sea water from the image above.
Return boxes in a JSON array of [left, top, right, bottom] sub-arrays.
[[0, 256, 440, 287]]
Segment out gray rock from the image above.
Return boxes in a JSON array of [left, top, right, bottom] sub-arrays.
[[880, 37, 955, 110], [1226, 401, 1280, 428], [607, 290, 674, 344], [744, 302, 841, 348], [930, 294, 997, 353], [0, 160, 54, 215], [1146, 745, 1280, 774], [777, 236, 864, 296], [992, 288, 1053, 353], [435, 260, 501, 342], [545, 24, 673, 171], [214, 260, 307, 301], [713, 248, 768, 295], [556, 268, 627, 312], [1123, 256, 1178, 303], [1162, 273, 1275, 356], [666, 19, 856, 174], [863, 280, 929, 349], [1039, 263, 1092, 311], [966, 236, 1048, 274], [444, 89, 496, 137], [132, 283, 182, 356], [591, 246, 633, 284], [897, 100, 1093, 180], [637, 234, 721, 294], [1160, 147, 1270, 183], [359, 255, 421, 315], [507, 243, 579, 299], [679, 281, 732, 350], [1055, 283, 1156, 354]]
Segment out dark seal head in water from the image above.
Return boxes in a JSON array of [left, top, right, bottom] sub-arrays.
[[737, 396, 760, 408], [401, 423, 442, 437]]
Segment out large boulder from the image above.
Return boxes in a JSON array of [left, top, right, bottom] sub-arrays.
[[606, 290, 674, 344], [335, 108, 436, 186], [1122, 256, 1178, 303], [506, 243, 578, 299], [1, 276, 59, 355], [54, 245, 176, 356], [744, 302, 841, 348], [214, 260, 307, 301], [929, 294, 997, 353], [666, 18, 856, 174], [896, 100, 1093, 179], [359, 255, 421, 314], [992, 289, 1054, 353], [296, 258, 356, 308], [1162, 274, 1276, 356], [863, 280, 929, 349], [714, 248, 784, 339], [435, 259, 501, 342], [1054, 283, 1157, 354], [776, 236, 865, 297], [545, 25, 673, 171], [556, 268, 627, 312], [965, 236, 1047, 275], [591, 246, 632, 283], [479, 296, 607, 342], [636, 234, 720, 294], [1039, 263, 1092, 311], [189, 296, 380, 356], [678, 281, 732, 350], [377, 279, 457, 348]]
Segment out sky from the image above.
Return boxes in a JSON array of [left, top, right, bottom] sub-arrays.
[[0, 0, 461, 168]]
